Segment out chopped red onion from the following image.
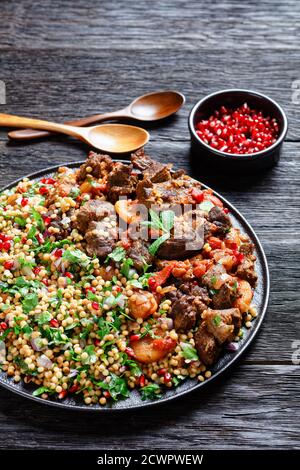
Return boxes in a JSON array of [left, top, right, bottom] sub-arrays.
[[30, 337, 46, 352], [226, 342, 239, 352], [37, 354, 53, 369]]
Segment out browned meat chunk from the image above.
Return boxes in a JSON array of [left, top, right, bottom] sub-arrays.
[[77, 152, 113, 182], [239, 242, 254, 255], [75, 200, 115, 232], [212, 283, 236, 309], [75, 200, 117, 258], [85, 220, 117, 258], [194, 322, 220, 366], [168, 282, 210, 331], [107, 162, 138, 204], [202, 263, 231, 290], [131, 150, 172, 183], [172, 295, 197, 331], [126, 239, 154, 272], [201, 308, 242, 344], [136, 176, 200, 205], [157, 210, 205, 259], [208, 206, 231, 235], [236, 257, 258, 286]]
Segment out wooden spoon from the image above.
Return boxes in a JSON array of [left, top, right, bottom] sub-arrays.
[[0, 113, 149, 153], [8, 90, 185, 141]]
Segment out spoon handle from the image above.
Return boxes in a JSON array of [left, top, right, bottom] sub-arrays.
[[0, 113, 85, 140], [7, 110, 128, 141]]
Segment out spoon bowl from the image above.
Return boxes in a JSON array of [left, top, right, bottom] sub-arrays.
[[129, 90, 185, 121], [87, 123, 149, 153]]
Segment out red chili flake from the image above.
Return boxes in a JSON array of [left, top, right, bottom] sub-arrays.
[[125, 346, 136, 358], [50, 319, 59, 328], [41, 279, 49, 286], [129, 334, 140, 343], [139, 375, 146, 387], [58, 390, 68, 399], [43, 216, 52, 225], [65, 272, 73, 279], [39, 186, 49, 195], [191, 188, 204, 203], [3, 260, 14, 270], [33, 267, 42, 275], [103, 391, 111, 399], [85, 286, 96, 293], [91, 301, 99, 310], [69, 384, 79, 393], [54, 248, 63, 258], [157, 368, 167, 376], [164, 372, 172, 384], [195, 103, 279, 155], [21, 198, 29, 207], [0, 322, 8, 330]]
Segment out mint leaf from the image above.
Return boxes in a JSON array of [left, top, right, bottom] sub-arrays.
[[140, 383, 162, 401], [105, 246, 126, 263], [22, 293, 38, 313], [148, 232, 170, 256], [181, 342, 199, 361]]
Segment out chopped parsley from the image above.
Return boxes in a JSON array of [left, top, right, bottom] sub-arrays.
[[96, 374, 129, 401], [140, 383, 162, 401], [105, 246, 126, 263], [181, 342, 199, 361], [213, 315, 222, 327]]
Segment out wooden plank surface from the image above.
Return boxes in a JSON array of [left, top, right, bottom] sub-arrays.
[[0, 0, 299, 450]]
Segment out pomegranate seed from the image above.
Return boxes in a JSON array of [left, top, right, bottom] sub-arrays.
[[85, 286, 96, 293], [130, 334, 140, 342], [33, 267, 42, 275], [41, 178, 56, 185], [39, 186, 49, 195], [0, 322, 8, 330], [54, 248, 63, 258], [235, 253, 244, 264], [139, 375, 146, 387], [58, 390, 68, 399], [50, 319, 59, 328], [223, 208, 229, 214], [2, 241, 11, 251], [21, 198, 28, 207], [21, 236, 27, 244], [157, 368, 167, 376], [125, 347, 136, 358], [195, 103, 279, 155], [4, 260, 14, 270], [103, 391, 111, 399], [43, 216, 51, 225], [69, 384, 79, 393], [91, 301, 99, 310], [36, 234, 44, 244], [164, 372, 172, 383], [42, 279, 49, 286], [65, 272, 73, 279], [94, 339, 101, 346]]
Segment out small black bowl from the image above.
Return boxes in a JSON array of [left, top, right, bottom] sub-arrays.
[[189, 89, 288, 173]]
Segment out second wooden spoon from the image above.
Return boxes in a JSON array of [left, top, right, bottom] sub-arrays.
[[8, 90, 185, 141]]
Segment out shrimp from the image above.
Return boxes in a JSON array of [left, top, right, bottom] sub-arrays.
[[131, 335, 177, 364], [128, 290, 158, 320]]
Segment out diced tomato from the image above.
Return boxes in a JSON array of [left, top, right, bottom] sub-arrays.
[[130, 334, 140, 343], [58, 390, 68, 399], [3, 260, 14, 270], [36, 234, 44, 244], [223, 208, 229, 214], [234, 252, 244, 264], [41, 178, 56, 185], [91, 301, 99, 310], [164, 372, 172, 383], [191, 188, 204, 203], [2, 241, 11, 251], [148, 262, 176, 292], [43, 216, 52, 225], [0, 322, 8, 330], [69, 384, 79, 393], [103, 391, 111, 399], [41, 279, 49, 286], [207, 236, 223, 250], [157, 368, 167, 376], [50, 319, 59, 328], [85, 286, 96, 293], [65, 272, 73, 279], [203, 189, 223, 208], [225, 240, 238, 250], [193, 260, 212, 278]]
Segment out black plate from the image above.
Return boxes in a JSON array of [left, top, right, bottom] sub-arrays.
[[0, 160, 270, 411]]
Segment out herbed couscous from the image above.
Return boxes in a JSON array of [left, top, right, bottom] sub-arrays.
[[0, 150, 258, 405]]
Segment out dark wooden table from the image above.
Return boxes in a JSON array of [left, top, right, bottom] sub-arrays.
[[0, 0, 299, 450]]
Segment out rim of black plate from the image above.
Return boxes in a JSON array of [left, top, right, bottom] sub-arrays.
[[0, 160, 270, 412]]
